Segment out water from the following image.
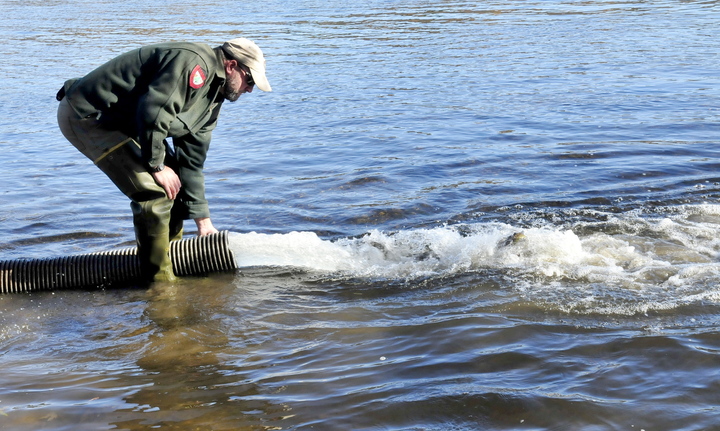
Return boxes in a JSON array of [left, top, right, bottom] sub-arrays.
[[1, 0, 720, 429]]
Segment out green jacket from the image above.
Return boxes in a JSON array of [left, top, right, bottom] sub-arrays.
[[61, 42, 227, 219]]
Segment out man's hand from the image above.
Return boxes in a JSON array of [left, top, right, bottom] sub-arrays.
[[195, 217, 219, 236], [151, 166, 181, 200]]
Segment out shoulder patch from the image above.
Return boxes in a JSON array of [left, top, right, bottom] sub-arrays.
[[189, 65, 206, 89]]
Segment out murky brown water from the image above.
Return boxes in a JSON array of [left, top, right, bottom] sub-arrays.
[[3, 0, 720, 429]]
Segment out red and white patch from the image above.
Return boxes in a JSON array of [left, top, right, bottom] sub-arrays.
[[189, 65, 206, 89]]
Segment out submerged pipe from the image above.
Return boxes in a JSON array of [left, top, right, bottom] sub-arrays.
[[0, 231, 236, 293]]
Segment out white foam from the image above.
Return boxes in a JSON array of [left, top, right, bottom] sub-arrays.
[[230, 231, 353, 272], [229, 224, 633, 279], [227, 204, 720, 314]]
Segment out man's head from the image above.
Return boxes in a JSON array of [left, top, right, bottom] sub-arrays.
[[221, 37, 271, 101]]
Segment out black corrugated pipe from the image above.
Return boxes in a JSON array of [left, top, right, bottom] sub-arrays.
[[0, 231, 236, 293]]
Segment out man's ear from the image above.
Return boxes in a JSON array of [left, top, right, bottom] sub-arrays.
[[224, 59, 238, 74]]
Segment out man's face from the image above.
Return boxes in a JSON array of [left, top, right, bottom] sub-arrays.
[[224, 64, 254, 102]]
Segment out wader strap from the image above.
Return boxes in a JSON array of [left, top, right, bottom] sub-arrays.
[[93, 138, 134, 164]]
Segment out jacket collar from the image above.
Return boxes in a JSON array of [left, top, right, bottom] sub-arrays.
[[213, 47, 227, 82]]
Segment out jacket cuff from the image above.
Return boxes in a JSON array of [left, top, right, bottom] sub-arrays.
[[184, 201, 210, 220], [146, 154, 166, 171]]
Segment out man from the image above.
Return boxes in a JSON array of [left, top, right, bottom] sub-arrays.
[[57, 38, 272, 282]]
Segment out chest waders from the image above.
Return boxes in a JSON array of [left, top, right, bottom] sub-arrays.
[[57, 98, 183, 282]]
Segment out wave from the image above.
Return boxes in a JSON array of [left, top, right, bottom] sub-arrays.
[[228, 204, 720, 315]]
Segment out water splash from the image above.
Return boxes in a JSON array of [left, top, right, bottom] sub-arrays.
[[228, 204, 720, 315]]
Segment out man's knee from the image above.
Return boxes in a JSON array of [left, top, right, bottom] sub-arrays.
[[96, 143, 167, 202], [131, 198, 174, 231]]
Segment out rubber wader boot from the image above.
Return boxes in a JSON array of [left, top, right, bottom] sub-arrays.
[[132, 199, 177, 283]]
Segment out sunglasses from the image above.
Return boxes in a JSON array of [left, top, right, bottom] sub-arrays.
[[243, 67, 255, 87]]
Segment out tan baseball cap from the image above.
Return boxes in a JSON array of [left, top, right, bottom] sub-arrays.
[[222, 38, 272, 92]]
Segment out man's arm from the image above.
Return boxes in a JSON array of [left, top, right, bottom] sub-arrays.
[[173, 106, 222, 235]]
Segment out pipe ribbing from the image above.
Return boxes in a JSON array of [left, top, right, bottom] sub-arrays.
[[0, 231, 236, 293]]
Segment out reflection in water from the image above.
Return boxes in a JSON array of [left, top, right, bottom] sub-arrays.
[[137, 283, 227, 369], [110, 279, 291, 430]]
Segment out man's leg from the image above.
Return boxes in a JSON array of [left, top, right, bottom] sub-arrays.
[[98, 143, 183, 282], [58, 99, 180, 283], [131, 198, 176, 283], [169, 199, 185, 242]]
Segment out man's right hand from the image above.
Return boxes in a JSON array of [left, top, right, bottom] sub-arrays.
[[151, 166, 181, 200]]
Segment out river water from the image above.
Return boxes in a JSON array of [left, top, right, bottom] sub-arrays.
[[2, 0, 720, 430]]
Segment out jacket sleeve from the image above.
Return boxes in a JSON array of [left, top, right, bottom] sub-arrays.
[[135, 51, 201, 169], [172, 103, 222, 219]]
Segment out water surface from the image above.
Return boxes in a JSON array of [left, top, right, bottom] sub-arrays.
[[1, 1, 720, 430]]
